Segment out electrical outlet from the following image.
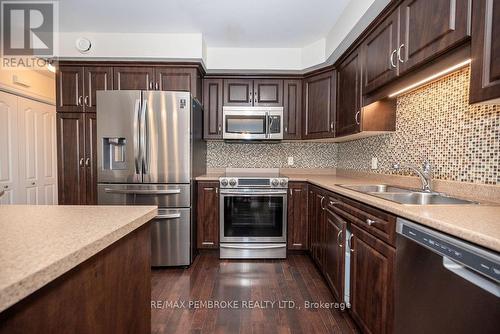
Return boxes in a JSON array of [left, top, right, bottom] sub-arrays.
[[371, 157, 378, 170], [287, 157, 294, 166]]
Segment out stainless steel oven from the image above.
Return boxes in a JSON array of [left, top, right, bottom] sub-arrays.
[[219, 176, 288, 259], [222, 106, 283, 140]]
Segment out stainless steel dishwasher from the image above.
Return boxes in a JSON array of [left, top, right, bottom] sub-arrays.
[[395, 218, 500, 334]]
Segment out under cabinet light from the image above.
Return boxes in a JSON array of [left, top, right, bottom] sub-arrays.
[[388, 59, 471, 98]]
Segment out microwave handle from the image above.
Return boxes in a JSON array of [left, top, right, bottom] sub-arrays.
[[265, 111, 270, 139]]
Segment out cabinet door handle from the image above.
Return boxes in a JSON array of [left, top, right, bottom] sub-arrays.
[[366, 218, 377, 226], [330, 121, 334, 131], [78, 96, 83, 106], [84, 157, 90, 167], [84, 96, 90, 107], [155, 82, 159, 90], [337, 230, 343, 247], [284, 126, 288, 133], [149, 81, 153, 90], [349, 234, 355, 252], [218, 124, 222, 134], [355, 110, 360, 125], [292, 243, 303, 247], [397, 43, 405, 63], [320, 196, 325, 210], [79, 158, 84, 167], [329, 200, 340, 206], [215, 187, 218, 194], [390, 49, 397, 68]]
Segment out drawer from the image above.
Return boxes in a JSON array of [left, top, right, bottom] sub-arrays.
[[326, 191, 396, 246]]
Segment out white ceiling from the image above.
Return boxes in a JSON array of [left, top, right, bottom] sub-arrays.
[[59, 0, 351, 48]]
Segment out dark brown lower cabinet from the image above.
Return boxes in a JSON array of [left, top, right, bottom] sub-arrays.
[[57, 112, 97, 205], [308, 186, 326, 267], [196, 182, 219, 249], [324, 210, 346, 303], [349, 224, 395, 334], [287, 182, 308, 250]]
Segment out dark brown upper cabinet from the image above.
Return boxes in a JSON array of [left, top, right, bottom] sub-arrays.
[[363, 9, 399, 94], [113, 66, 155, 90], [470, 0, 500, 104], [57, 66, 112, 113], [223, 79, 254, 106], [83, 66, 112, 113], [283, 79, 302, 140], [336, 49, 362, 138], [56, 66, 84, 112], [303, 70, 336, 140], [253, 79, 283, 106], [398, 0, 471, 75], [202, 79, 224, 139], [155, 67, 200, 98]]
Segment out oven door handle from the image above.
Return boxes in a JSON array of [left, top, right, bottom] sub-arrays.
[[220, 244, 286, 249], [220, 191, 287, 196]]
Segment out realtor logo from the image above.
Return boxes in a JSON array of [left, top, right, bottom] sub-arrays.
[[1, 1, 55, 55]]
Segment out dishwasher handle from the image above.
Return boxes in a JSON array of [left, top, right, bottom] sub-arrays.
[[443, 257, 500, 297]]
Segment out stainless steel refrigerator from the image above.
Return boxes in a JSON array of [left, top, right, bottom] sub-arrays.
[[96, 90, 206, 266]]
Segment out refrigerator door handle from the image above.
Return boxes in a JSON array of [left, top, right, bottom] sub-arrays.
[[133, 99, 141, 175], [140, 99, 148, 174]]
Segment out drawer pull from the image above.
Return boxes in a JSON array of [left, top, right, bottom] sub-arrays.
[[366, 218, 377, 226], [329, 200, 340, 206], [202, 242, 215, 245], [292, 243, 303, 247]]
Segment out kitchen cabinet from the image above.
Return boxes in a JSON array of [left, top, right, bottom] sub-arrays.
[[57, 65, 112, 113], [253, 79, 283, 106], [308, 186, 326, 266], [303, 70, 336, 140], [197, 182, 219, 249], [398, 0, 471, 75], [202, 79, 223, 139], [324, 208, 346, 303], [57, 112, 96, 205], [283, 79, 302, 140], [349, 224, 395, 334], [155, 67, 200, 98], [223, 78, 283, 107], [362, 9, 399, 94], [113, 66, 155, 90], [469, 0, 500, 104], [287, 182, 308, 250], [223, 79, 254, 106], [336, 48, 362, 137]]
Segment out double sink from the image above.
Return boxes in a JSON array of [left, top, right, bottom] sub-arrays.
[[337, 184, 479, 205]]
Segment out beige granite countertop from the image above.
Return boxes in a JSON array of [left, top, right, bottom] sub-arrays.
[[196, 171, 500, 252], [0, 205, 157, 313]]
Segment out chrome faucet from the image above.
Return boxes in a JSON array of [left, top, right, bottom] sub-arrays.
[[392, 160, 433, 192]]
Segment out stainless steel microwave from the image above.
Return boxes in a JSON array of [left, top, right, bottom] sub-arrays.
[[222, 106, 283, 140]]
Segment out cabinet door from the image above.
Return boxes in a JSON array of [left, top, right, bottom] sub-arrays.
[[155, 67, 196, 93], [469, 0, 500, 104], [197, 182, 219, 249], [85, 113, 97, 205], [223, 79, 253, 106], [350, 224, 395, 334], [202, 79, 223, 139], [57, 113, 86, 205], [253, 79, 283, 106], [309, 187, 325, 266], [283, 79, 302, 140], [336, 49, 361, 137], [303, 71, 335, 139], [56, 66, 84, 113], [363, 10, 399, 93], [287, 182, 308, 250], [113, 67, 154, 90], [325, 210, 346, 303], [0, 92, 19, 204], [83, 66, 112, 113], [399, 0, 471, 74]]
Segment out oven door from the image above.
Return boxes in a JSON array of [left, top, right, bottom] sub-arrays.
[[220, 188, 287, 243]]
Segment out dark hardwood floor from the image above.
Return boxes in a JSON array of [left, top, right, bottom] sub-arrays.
[[151, 252, 358, 334]]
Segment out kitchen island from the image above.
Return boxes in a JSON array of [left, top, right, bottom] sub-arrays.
[[0, 205, 157, 334]]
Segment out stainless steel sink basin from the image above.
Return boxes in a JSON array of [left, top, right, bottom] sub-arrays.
[[374, 192, 479, 205], [338, 184, 413, 193], [337, 184, 479, 205]]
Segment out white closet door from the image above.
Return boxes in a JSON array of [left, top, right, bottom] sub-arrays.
[[17, 97, 57, 204], [0, 91, 19, 204]]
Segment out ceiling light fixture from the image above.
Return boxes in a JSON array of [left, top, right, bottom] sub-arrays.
[[388, 58, 471, 98]]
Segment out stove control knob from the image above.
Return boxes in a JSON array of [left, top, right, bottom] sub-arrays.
[[229, 179, 237, 187], [271, 179, 279, 187], [280, 179, 288, 187], [220, 178, 228, 187]]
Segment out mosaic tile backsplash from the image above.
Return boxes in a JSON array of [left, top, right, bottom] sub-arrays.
[[207, 67, 499, 185], [337, 67, 499, 185], [207, 142, 337, 168]]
